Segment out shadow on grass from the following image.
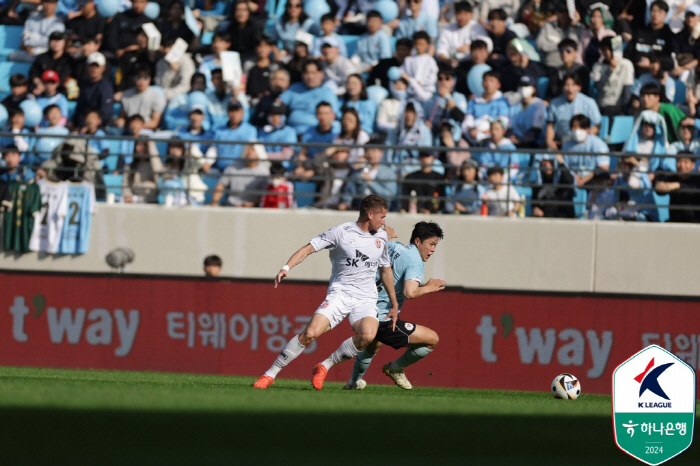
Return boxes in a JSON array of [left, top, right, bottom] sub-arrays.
[[0, 408, 696, 465]]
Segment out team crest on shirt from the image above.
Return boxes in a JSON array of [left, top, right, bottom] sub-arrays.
[[376, 239, 381, 248], [405, 323, 415, 331], [321, 301, 329, 308]]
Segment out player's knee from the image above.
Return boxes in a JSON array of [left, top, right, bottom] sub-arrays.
[[355, 331, 376, 349], [426, 331, 439, 350], [299, 327, 321, 345]]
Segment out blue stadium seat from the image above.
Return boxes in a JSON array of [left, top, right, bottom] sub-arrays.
[[203, 175, 220, 205], [599, 115, 609, 141], [340, 35, 360, 57], [536, 76, 549, 99], [103, 174, 123, 199], [674, 79, 686, 105], [0, 26, 23, 60], [0, 62, 31, 93], [573, 187, 587, 218], [67, 100, 77, 120], [607, 115, 634, 145], [201, 31, 214, 46], [294, 181, 317, 207], [654, 192, 670, 223], [103, 139, 122, 172]]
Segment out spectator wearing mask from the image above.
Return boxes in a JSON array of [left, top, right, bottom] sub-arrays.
[[462, 70, 510, 144], [546, 73, 601, 150], [654, 151, 700, 222], [210, 144, 269, 207], [341, 74, 377, 135], [591, 36, 635, 118], [9, 0, 65, 62], [624, 0, 675, 75], [354, 10, 392, 73], [210, 101, 258, 171], [545, 38, 590, 100], [437, 1, 489, 67], [257, 101, 297, 163], [271, 0, 317, 58], [29, 31, 73, 96], [320, 37, 359, 96], [339, 143, 397, 211], [117, 66, 166, 130], [422, 68, 467, 144], [486, 8, 517, 69], [531, 153, 576, 218], [445, 159, 485, 214], [536, 3, 585, 70], [400, 151, 446, 213], [510, 75, 546, 148], [279, 59, 339, 135], [261, 162, 295, 209], [250, 69, 291, 127], [369, 38, 413, 91], [560, 114, 610, 186], [154, 36, 196, 101]]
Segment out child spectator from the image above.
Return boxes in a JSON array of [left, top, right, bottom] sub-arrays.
[[454, 39, 489, 97], [354, 10, 392, 73], [198, 32, 232, 91], [321, 37, 359, 95], [401, 31, 439, 100], [118, 114, 153, 170], [462, 70, 510, 144], [369, 38, 412, 91], [122, 139, 163, 204], [546, 38, 590, 100], [561, 114, 610, 186], [0, 145, 34, 183], [623, 109, 678, 177], [210, 101, 258, 171], [341, 74, 378, 135], [445, 159, 484, 214], [437, 1, 488, 67], [36, 70, 68, 125], [312, 13, 348, 58], [271, 0, 317, 58], [591, 36, 635, 118], [510, 76, 546, 149], [9, 0, 65, 62], [246, 37, 281, 104], [654, 151, 700, 222], [1, 75, 33, 115], [484, 166, 521, 217], [531, 154, 576, 218], [33, 105, 69, 166], [154, 36, 196, 102], [397, 0, 439, 56], [79, 110, 109, 160], [261, 162, 295, 208], [639, 83, 686, 143], [546, 73, 601, 150]]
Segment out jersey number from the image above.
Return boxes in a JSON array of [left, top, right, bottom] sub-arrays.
[[68, 202, 79, 225], [40, 202, 49, 225]]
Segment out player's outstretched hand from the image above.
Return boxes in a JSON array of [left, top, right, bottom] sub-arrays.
[[274, 269, 287, 288], [384, 225, 398, 240], [387, 307, 399, 331], [425, 278, 447, 293]]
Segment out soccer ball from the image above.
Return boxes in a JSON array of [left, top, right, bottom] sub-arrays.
[[551, 373, 581, 400]]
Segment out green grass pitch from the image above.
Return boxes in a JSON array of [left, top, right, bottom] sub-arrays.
[[0, 366, 697, 465]]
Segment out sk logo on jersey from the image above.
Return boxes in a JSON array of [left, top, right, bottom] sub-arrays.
[[346, 250, 369, 267]]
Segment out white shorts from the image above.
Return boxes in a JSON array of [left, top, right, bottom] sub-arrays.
[[314, 291, 378, 329]]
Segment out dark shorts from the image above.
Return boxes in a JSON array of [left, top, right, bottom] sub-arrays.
[[376, 319, 417, 349]]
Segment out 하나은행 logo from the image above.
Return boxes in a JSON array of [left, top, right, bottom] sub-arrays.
[[612, 345, 695, 465]]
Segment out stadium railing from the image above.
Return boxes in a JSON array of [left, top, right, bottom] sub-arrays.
[[2, 131, 697, 221]]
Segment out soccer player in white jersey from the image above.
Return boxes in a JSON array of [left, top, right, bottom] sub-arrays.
[[345, 221, 446, 390], [252, 195, 399, 390]]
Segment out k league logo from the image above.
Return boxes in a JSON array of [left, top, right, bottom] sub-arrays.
[[612, 345, 695, 465]]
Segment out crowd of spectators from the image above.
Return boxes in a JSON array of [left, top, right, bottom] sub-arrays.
[[2, 0, 700, 221]]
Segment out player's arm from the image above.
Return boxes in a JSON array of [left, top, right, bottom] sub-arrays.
[[379, 265, 399, 331], [274, 243, 316, 288], [404, 278, 446, 300]]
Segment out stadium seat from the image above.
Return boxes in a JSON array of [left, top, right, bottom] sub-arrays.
[[293, 181, 317, 207], [654, 192, 670, 223], [102, 174, 123, 199], [599, 115, 609, 141], [536, 77, 549, 99], [67, 100, 77, 120], [573, 187, 587, 218], [607, 115, 634, 145], [0, 25, 23, 60], [340, 35, 360, 57], [201, 31, 214, 46], [103, 139, 122, 172], [203, 175, 220, 205], [674, 79, 686, 105], [0, 62, 31, 93]]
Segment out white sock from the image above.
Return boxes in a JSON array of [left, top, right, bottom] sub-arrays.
[[321, 337, 360, 370], [264, 335, 306, 378]]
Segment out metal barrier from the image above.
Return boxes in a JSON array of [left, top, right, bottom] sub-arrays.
[[2, 131, 698, 220]]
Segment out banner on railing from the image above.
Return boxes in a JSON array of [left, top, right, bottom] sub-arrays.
[[1, 272, 699, 396]]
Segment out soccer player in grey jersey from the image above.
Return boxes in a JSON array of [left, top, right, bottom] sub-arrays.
[[253, 195, 399, 390]]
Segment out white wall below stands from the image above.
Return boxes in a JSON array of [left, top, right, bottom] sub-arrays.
[[2, 204, 699, 296]]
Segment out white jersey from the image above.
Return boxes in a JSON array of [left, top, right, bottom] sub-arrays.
[[309, 222, 391, 301], [29, 179, 68, 254]]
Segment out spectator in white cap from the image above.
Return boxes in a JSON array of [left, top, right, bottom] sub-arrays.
[[71, 51, 114, 129], [320, 37, 359, 96]]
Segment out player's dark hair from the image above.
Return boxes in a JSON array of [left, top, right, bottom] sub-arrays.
[[203, 255, 222, 267], [410, 221, 444, 245], [570, 113, 591, 129], [412, 30, 430, 44], [359, 194, 388, 216]]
